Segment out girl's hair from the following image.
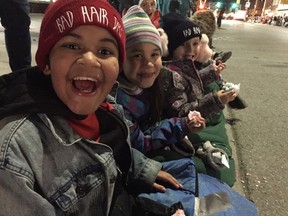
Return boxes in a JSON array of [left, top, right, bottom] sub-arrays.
[[147, 71, 165, 126]]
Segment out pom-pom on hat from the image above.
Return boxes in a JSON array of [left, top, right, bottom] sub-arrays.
[[162, 12, 201, 56], [122, 5, 162, 54], [36, 0, 126, 71]]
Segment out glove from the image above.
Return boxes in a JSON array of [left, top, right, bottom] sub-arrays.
[[170, 136, 195, 157], [228, 95, 247, 109], [196, 141, 229, 171]]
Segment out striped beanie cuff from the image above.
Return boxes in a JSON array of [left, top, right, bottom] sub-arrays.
[[122, 5, 162, 54]]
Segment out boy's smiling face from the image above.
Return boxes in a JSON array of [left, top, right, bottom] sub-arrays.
[[123, 42, 162, 89], [44, 25, 120, 115], [173, 37, 201, 61]]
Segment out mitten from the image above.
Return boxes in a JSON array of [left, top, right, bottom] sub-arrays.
[[171, 136, 195, 157], [228, 95, 247, 109], [196, 141, 229, 171]]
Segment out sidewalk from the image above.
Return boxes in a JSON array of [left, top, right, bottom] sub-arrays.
[[224, 108, 245, 195], [0, 13, 244, 195]]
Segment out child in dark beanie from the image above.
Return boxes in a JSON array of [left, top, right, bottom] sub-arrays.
[[160, 12, 237, 186]]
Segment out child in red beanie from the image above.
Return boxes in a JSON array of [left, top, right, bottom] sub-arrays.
[[0, 0, 183, 215]]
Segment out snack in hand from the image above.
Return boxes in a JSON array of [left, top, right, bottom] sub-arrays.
[[222, 82, 240, 94], [188, 110, 202, 127]]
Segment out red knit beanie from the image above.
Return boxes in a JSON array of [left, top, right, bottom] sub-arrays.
[[36, 0, 126, 71]]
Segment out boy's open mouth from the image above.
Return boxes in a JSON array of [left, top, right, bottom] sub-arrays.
[[139, 71, 154, 79], [73, 77, 98, 94]]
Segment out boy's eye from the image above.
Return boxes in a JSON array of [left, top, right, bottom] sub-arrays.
[[98, 48, 112, 56], [63, 44, 79, 50], [152, 52, 160, 58], [132, 54, 142, 59]]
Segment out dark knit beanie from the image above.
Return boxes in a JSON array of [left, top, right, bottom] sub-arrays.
[[36, 0, 126, 71], [162, 13, 201, 56]]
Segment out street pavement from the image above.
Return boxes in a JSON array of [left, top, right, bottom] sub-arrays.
[[0, 12, 244, 193], [214, 20, 288, 216]]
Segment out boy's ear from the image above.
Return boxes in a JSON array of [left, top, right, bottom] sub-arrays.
[[43, 65, 51, 75]]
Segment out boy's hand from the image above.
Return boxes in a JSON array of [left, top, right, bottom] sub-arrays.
[[152, 171, 183, 192], [187, 119, 206, 133], [186, 111, 206, 133], [215, 61, 226, 75], [211, 60, 226, 76], [217, 90, 237, 105]]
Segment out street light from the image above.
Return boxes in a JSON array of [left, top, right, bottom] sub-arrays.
[[215, 2, 222, 8], [231, 3, 238, 9]]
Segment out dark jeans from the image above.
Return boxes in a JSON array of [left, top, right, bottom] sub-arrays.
[[217, 15, 223, 28], [0, 0, 31, 71]]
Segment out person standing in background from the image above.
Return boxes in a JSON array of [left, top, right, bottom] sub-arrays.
[[217, 5, 226, 28], [139, 0, 161, 28], [0, 0, 31, 71]]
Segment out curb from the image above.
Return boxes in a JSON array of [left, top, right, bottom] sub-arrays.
[[224, 108, 245, 195]]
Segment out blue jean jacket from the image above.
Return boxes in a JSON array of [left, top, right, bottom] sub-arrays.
[[0, 113, 162, 215]]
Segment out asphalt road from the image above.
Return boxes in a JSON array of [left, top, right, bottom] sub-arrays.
[[214, 20, 288, 216]]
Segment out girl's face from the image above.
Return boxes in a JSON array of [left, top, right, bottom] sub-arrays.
[[173, 37, 201, 61], [140, 0, 157, 20], [123, 42, 162, 89], [44, 25, 120, 115]]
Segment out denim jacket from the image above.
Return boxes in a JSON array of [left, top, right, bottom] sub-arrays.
[[0, 67, 162, 215]]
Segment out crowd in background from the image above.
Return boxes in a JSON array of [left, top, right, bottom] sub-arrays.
[[248, 13, 288, 27]]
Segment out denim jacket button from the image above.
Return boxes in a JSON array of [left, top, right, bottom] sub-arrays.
[[76, 184, 88, 195], [110, 175, 117, 184]]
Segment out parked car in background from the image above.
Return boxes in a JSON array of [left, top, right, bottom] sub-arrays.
[[233, 10, 246, 21]]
